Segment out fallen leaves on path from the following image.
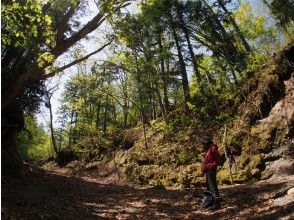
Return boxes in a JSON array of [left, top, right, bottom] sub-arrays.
[[2, 165, 294, 219]]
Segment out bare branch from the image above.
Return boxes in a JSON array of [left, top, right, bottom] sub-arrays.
[[43, 41, 112, 79]]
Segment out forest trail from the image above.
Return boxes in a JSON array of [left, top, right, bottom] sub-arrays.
[[2, 165, 294, 220]]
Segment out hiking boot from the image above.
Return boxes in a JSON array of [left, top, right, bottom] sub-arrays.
[[207, 200, 221, 211]]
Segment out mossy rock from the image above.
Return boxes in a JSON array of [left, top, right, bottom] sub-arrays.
[[190, 176, 206, 188], [162, 175, 178, 187], [149, 179, 165, 188], [238, 156, 250, 169], [114, 150, 128, 165], [217, 168, 251, 184], [249, 154, 261, 168], [122, 162, 138, 180], [232, 169, 252, 183]]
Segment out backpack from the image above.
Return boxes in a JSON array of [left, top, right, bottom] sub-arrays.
[[201, 191, 214, 208]]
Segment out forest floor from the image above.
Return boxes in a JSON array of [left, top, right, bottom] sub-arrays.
[[2, 164, 294, 220]]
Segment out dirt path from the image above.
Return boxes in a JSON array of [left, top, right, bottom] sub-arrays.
[[2, 165, 294, 219]]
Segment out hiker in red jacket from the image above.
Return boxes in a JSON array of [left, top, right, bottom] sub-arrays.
[[201, 137, 221, 205]]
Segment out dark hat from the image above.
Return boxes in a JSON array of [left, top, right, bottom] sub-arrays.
[[202, 136, 213, 145]]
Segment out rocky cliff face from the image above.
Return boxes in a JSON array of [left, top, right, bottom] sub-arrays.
[[222, 44, 294, 182], [259, 66, 294, 178]]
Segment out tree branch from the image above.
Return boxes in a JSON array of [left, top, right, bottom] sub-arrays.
[[56, 1, 81, 45], [2, 1, 132, 110], [43, 41, 112, 79]]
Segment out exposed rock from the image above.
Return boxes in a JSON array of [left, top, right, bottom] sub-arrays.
[[262, 159, 294, 179], [272, 195, 294, 207], [284, 73, 294, 136], [287, 187, 294, 196], [226, 45, 294, 182]]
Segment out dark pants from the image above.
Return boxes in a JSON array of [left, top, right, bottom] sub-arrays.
[[206, 170, 219, 199]]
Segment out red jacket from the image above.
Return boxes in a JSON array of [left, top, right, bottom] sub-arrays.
[[202, 143, 221, 171]]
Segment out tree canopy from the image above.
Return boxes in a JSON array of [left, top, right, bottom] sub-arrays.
[[1, 0, 292, 175]]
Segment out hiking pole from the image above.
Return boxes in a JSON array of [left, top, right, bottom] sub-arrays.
[[222, 125, 234, 184]]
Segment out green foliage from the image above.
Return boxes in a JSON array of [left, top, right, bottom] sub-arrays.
[[234, 1, 279, 54], [264, 0, 294, 29], [165, 110, 192, 131], [1, 0, 55, 49], [37, 52, 56, 68], [15, 0, 288, 187], [242, 53, 268, 76], [17, 115, 53, 161]]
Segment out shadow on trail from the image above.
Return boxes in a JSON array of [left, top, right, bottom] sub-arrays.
[[208, 182, 294, 220], [2, 167, 199, 219], [2, 166, 293, 219]]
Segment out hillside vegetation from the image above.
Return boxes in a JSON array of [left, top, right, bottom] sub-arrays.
[[49, 44, 294, 189]]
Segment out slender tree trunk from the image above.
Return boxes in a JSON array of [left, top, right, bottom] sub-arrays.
[[113, 105, 117, 124], [47, 95, 58, 155], [217, 0, 251, 53], [89, 102, 93, 125], [149, 84, 154, 120], [71, 111, 78, 144], [169, 15, 191, 104], [123, 90, 129, 128], [198, 65, 215, 85], [103, 97, 109, 134], [95, 100, 101, 129], [135, 54, 148, 148], [230, 68, 239, 85], [158, 31, 170, 113], [122, 71, 129, 128], [69, 110, 75, 145], [151, 85, 156, 119], [143, 51, 166, 116], [176, 8, 202, 82]]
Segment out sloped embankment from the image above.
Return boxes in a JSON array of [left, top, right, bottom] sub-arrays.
[[69, 44, 294, 188], [113, 44, 294, 187], [112, 114, 215, 188], [219, 44, 294, 183]]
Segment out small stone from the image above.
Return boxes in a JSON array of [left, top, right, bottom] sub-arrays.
[[287, 188, 294, 196], [184, 195, 193, 200], [227, 206, 238, 211], [251, 168, 261, 177]]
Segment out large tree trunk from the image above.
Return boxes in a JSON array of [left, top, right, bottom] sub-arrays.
[[1, 101, 24, 176], [2, 2, 130, 111]]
